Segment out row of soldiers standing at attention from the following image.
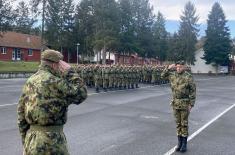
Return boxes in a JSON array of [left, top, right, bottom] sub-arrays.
[[75, 64, 174, 92]]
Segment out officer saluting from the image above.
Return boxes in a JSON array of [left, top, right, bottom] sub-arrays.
[[161, 61, 196, 153], [17, 49, 87, 155]]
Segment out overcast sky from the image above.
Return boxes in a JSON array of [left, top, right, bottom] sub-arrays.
[[149, 0, 235, 23]]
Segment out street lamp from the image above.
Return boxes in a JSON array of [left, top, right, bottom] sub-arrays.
[[76, 43, 80, 65]]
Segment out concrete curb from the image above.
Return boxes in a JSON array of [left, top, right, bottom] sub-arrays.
[[0, 72, 34, 79]]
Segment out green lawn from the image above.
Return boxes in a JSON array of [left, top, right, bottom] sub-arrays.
[[0, 61, 40, 73]]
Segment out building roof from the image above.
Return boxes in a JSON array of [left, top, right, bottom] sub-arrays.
[[0, 31, 42, 50]]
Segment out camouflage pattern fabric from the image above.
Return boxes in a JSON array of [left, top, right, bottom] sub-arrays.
[[161, 67, 196, 137], [173, 109, 190, 137], [17, 64, 87, 155]]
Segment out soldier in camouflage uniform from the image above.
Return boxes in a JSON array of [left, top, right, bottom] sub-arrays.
[[102, 65, 109, 92], [17, 49, 87, 155], [161, 61, 196, 153], [94, 65, 102, 92], [108, 65, 115, 90]]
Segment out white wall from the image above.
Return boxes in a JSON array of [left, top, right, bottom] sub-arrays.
[[190, 48, 217, 74], [93, 50, 115, 62]]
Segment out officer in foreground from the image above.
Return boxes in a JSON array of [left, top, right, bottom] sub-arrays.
[[17, 49, 87, 155], [161, 61, 196, 153]]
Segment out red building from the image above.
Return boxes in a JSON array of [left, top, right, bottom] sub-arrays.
[[0, 31, 42, 62], [114, 53, 161, 65], [230, 60, 235, 74]]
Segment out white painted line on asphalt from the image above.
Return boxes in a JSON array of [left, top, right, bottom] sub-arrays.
[[141, 115, 159, 119], [0, 103, 17, 107], [196, 78, 218, 81], [164, 103, 235, 155]]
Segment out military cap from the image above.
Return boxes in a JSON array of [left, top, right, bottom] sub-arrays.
[[41, 49, 63, 63], [176, 60, 185, 65]]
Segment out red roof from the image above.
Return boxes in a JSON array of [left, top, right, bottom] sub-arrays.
[[0, 31, 42, 50]]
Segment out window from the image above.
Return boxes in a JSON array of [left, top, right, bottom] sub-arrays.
[[28, 49, 33, 56], [1, 47, 6, 54]]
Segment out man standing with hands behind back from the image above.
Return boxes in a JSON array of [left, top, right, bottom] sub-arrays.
[[17, 49, 87, 155], [161, 61, 196, 153]]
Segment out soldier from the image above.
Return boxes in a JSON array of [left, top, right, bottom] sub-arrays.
[[94, 64, 102, 92], [161, 61, 196, 153], [17, 49, 87, 155]]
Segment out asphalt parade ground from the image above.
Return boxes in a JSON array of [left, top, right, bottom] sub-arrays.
[[0, 75, 235, 155]]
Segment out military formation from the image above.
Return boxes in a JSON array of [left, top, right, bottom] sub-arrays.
[[75, 64, 170, 92], [17, 49, 194, 155]]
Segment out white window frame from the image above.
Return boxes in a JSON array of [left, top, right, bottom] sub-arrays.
[[1, 47, 6, 54], [28, 49, 33, 56]]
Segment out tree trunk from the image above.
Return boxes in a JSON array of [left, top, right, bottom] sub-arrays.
[[99, 50, 101, 64], [102, 45, 106, 65], [67, 49, 70, 63], [108, 51, 111, 64], [122, 51, 125, 64]]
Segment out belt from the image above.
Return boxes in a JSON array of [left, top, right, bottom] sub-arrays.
[[30, 125, 63, 132], [174, 98, 189, 100]]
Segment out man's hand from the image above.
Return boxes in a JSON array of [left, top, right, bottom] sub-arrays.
[[168, 64, 176, 70], [188, 105, 192, 112], [58, 60, 71, 73]]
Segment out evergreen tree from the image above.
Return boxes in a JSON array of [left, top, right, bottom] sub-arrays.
[[132, 0, 155, 58], [61, 0, 75, 51], [44, 0, 75, 51], [14, 1, 36, 34], [0, 0, 14, 33], [167, 33, 181, 62], [177, 1, 199, 64], [31, 0, 48, 49], [203, 2, 232, 66], [74, 0, 95, 62], [118, 0, 136, 54], [93, 0, 120, 64], [153, 11, 168, 61]]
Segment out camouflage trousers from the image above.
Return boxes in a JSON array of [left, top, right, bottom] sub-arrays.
[[94, 77, 102, 88], [109, 77, 114, 88], [173, 108, 190, 137], [103, 78, 109, 89], [24, 125, 69, 155]]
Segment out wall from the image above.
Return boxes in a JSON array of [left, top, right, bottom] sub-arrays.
[[0, 47, 41, 61], [0, 47, 13, 61], [190, 48, 217, 74]]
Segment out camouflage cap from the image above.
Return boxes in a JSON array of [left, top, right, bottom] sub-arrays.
[[41, 49, 63, 63], [176, 60, 185, 65]]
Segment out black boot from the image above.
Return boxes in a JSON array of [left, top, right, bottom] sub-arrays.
[[136, 84, 139, 88], [175, 136, 182, 152], [95, 87, 99, 93], [180, 137, 187, 153]]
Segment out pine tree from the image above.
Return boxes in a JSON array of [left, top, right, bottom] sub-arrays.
[[0, 0, 14, 33], [118, 0, 136, 54], [93, 0, 120, 64], [44, 0, 75, 52], [74, 0, 96, 63], [14, 1, 36, 34], [31, 0, 49, 49], [203, 2, 232, 66], [177, 1, 199, 64], [61, 0, 75, 50], [153, 11, 168, 61], [132, 0, 155, 58], [167, 33, 181, 62]]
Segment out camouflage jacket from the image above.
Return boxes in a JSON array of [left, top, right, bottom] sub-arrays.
[[161, 68, 196, 109], [17, 64, 87, 144]]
